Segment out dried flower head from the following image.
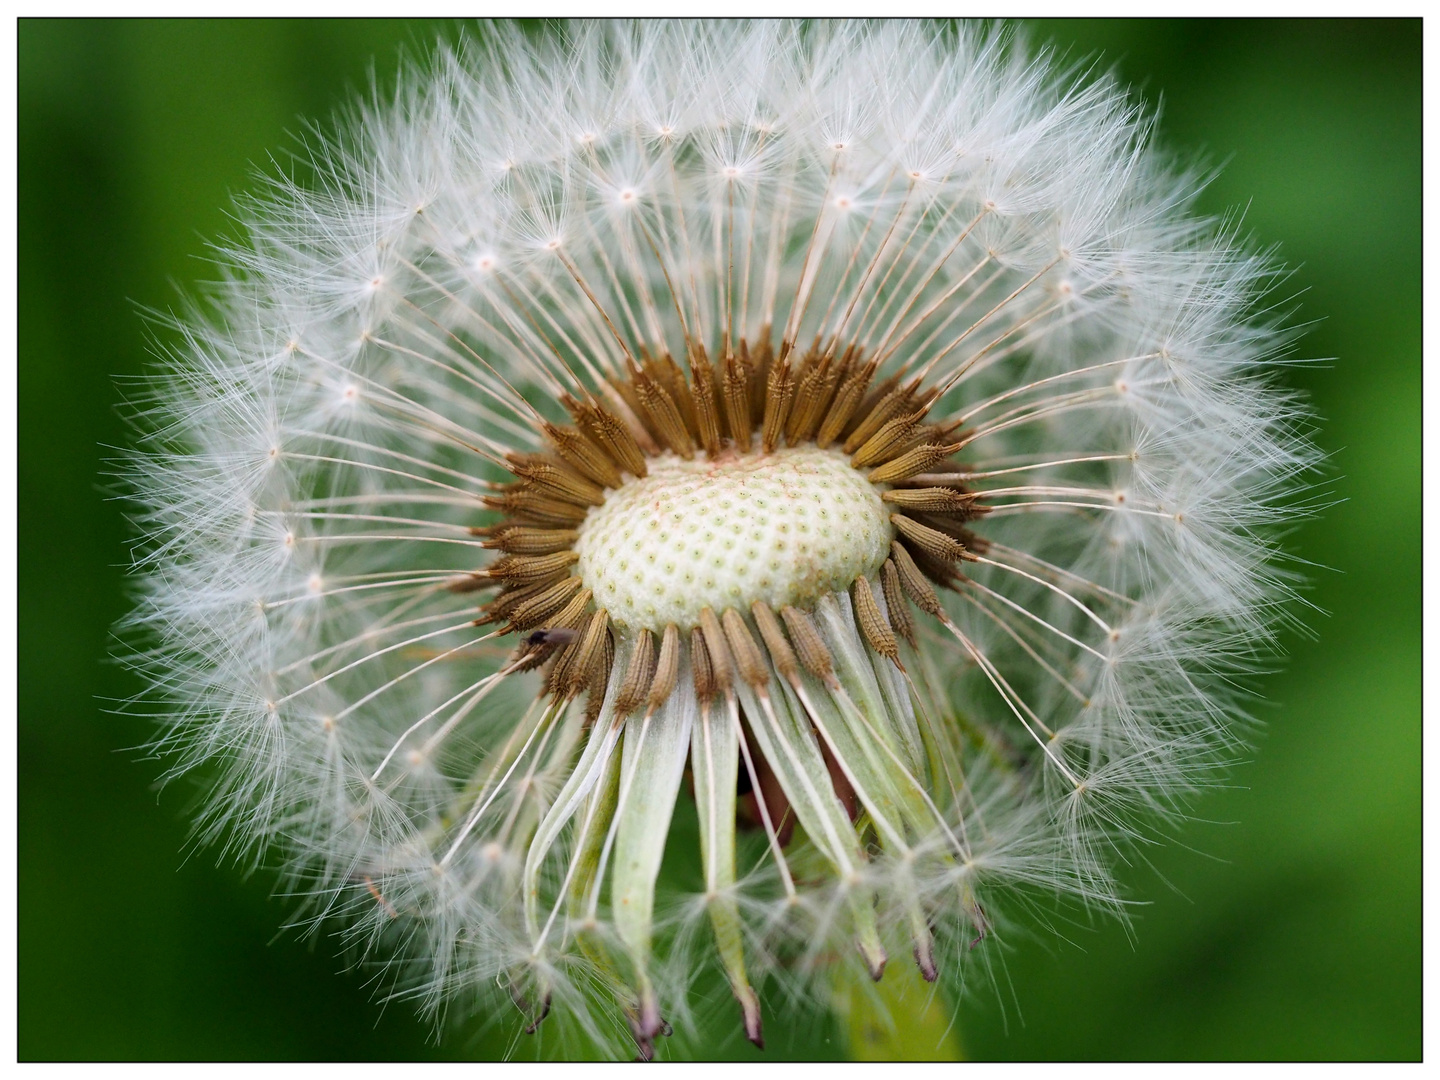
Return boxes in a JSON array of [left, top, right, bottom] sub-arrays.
[[122, 21, 1315, 1058]]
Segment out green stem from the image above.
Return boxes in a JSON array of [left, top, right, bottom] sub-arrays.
[[834, 960, 962, 1062]]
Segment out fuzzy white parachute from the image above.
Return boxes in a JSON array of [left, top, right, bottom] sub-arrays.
[[120, 20, 1316, 1058]]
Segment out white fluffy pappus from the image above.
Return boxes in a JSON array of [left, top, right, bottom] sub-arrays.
[[119, 20, 1318, 1059]]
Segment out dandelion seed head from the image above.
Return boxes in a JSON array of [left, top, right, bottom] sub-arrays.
[[119, 19, 1316, 1060]]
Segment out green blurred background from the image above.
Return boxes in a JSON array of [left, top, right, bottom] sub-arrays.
[[18, 19, 1420, 1061]]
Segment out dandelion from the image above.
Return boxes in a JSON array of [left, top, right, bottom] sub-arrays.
[[122, 21, 1316, 1059]]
